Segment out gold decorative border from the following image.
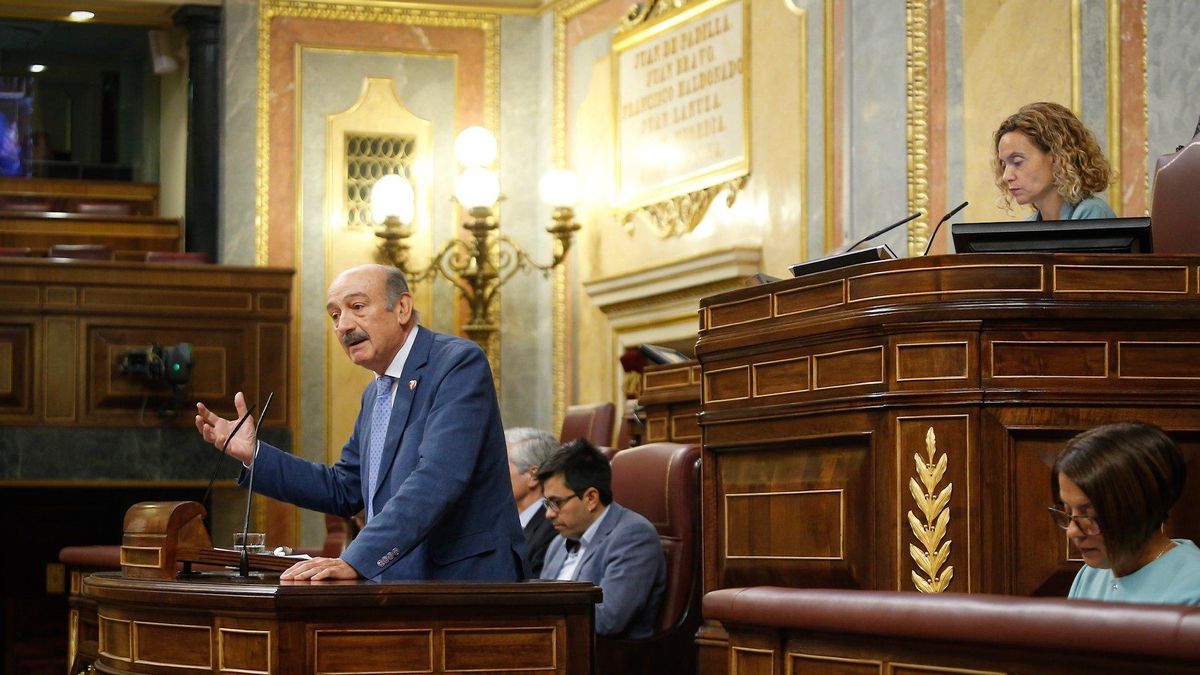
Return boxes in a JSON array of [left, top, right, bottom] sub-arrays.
[[1070, 0, 1081, 114], [255, 0, 501, 266], [1106, 0, 1122, 216], [217, 627, 273, 675], [552, 0, 609, 431], [989, 340, 1109, 380], [611, 0, 752, 236], [894, 341, 970, 382], [823, 0, 835, 252], [907, 427, 953, 593], [905, 0, 930, 256]]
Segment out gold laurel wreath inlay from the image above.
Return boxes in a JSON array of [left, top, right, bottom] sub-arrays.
[[907, 427, 953, 593]]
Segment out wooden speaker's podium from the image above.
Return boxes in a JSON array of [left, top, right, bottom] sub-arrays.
[[82, 502, 601, 674]]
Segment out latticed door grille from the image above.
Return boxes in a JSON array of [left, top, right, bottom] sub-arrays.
[[346, 134, 416, 229]]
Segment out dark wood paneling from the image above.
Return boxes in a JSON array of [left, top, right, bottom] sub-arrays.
[[0, 259, 292, 428], [0, 322, 33, 413], [698, 254, 1200, 674]]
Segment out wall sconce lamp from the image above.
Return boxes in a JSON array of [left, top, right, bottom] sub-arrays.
[[372, 126, 581, 355]]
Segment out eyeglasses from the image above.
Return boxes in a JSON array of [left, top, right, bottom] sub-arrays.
[[541, 493, 580, 514], [1047, 506, 1101, 535]]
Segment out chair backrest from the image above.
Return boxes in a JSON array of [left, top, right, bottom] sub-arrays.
[[49, 244, 113, 260], [609, 441, 702, 635], [560, 401, 616, 447], [1150, 132, 1200, 253], [145, 251, 209, 264]]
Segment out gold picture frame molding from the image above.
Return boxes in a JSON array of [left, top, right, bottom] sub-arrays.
[[611, 0, 752, 238]]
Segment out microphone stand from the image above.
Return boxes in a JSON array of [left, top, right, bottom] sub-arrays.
[[238, 392, 273, 578], [921, 201, 969, 256]]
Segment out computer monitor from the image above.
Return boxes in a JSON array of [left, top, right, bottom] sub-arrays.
[[951, 217, 1152, 253]]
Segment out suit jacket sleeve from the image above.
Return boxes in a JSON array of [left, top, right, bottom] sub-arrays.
[[593, 518, 663, 636], [239, 386, 370, 518], [340, 339, 501, 578]]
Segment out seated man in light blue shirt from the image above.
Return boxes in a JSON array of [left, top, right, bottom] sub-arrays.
[[537, 439, 666, 638]]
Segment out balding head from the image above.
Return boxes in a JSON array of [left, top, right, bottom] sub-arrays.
[[326, 264, 416, 375]]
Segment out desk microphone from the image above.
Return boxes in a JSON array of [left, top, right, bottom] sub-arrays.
[[201, 402, 257, 508], [845, 211, 923, 252], [922, 200, 969, 256], [238, 391, 274, 577]]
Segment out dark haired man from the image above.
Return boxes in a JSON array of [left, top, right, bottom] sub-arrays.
[[537, 439, 666, 638]]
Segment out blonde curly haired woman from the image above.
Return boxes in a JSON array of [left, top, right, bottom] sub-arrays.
[[993, 101, 1115, 221]]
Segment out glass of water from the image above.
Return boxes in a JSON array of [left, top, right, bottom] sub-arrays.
[[234, 532, 266, 555]]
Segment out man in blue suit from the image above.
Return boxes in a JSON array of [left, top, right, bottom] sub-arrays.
[[195, 264, 525, 582], [538, 440, 666, 638]]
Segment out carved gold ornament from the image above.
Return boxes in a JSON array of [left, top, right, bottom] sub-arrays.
[[620, 175, 748, 237], [907, 427, 954, 593]]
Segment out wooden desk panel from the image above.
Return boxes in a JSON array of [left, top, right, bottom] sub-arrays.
[[84, 573, 600, 675]]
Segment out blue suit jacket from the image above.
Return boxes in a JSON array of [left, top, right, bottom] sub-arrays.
[[539, 502, 666, 638], [248, 327, 526, 581]]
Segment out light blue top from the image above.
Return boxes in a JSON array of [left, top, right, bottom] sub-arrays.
[[1024, 194, 1116, 221], [1068, 538, 1200, 605]]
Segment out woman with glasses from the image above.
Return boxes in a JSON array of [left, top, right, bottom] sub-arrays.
[[1050, 422, 1200, 604]]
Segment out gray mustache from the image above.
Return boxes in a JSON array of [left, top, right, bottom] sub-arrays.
[[342, 330, 369, 345]]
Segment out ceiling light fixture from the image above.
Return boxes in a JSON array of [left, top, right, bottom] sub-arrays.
[[29, 64, 46, 73], [68, 10, 95, 22]]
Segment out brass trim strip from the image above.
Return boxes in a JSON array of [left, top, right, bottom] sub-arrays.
[[771, 279, 847, 317], [822, 0, 835, 252], [751, 355, 811, 398], [118, 546, 163, 569], [894, 341, 970, 382], [888, 662, 1005, 675], [732, 645, 776, 671], [1106, 0, 1122, 216], [1117, 341, 1200, 379], [989, 340, 1109, 379], [1052, 264, 1190, 294], [670, 415, 701, 441], [217, 627, 273, 675], [785, 651, 882, 673], [440, 626, 558, 672], [724, 488, 844, 560], [313, 628, 434, 674], [812, 345, 885, 391], [1070, 0, 1081, 114], [703, 364, 751, 403], [132, 619, 213, 669], [98, 614, 133, 662], [846, 264, 1045, 302]]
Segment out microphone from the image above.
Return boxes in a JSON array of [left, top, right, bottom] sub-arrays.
[[238, 392, 274, 577], [201, 402, 257, 508], [922, 200, 969, 256], [844, 211, 922, 252]]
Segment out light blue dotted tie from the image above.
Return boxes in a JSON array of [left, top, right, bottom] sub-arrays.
[[366, 375, 394, 521]]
